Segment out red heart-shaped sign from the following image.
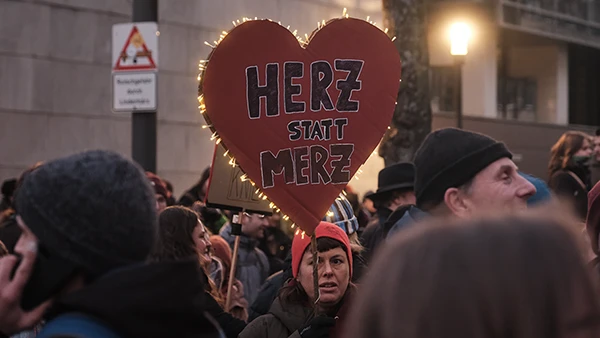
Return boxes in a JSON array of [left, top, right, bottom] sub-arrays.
[[202, 18, 400, 234]]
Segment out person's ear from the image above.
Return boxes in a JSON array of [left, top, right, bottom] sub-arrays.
[[444, 188, 470, 218]]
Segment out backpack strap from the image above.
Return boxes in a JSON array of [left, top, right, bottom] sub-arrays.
[[37, 313, 121, 338], [565, 170, 587, 191]]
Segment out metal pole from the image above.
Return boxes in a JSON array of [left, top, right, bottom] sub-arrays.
[[131, 0, 158, 172], [455, 57, 464, 129]]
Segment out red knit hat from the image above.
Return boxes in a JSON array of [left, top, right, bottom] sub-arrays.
[[291, 221, 353, 278], [146, 172, 170, 199]]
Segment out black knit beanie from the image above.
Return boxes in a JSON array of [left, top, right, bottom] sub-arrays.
[[15, 150, 158, 277], [414, 128, 512, 209]]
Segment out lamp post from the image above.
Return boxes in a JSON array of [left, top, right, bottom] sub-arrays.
[[449, 22, 471, 129]]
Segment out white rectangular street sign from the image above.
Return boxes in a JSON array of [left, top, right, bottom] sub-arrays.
[[112, 72, 157, 112]]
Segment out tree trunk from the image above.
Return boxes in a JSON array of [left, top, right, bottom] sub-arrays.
[[379, 0, 432, 166]]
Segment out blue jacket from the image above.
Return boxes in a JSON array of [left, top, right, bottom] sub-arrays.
[[387, 205, 429, 238], [219, 224, 270, 305]]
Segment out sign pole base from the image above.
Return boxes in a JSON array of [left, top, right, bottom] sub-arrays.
[[225, 211, 244, 311]]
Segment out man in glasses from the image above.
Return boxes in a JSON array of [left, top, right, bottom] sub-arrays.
[[219, 212, 270, 304]]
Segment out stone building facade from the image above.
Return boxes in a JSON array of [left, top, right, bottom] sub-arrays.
[[0, 0, 383, 197]]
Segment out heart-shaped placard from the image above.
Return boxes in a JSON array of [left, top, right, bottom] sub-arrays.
[[202, 18, 401, 234]]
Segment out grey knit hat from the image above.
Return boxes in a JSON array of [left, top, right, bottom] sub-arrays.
[[15, 150, 158, 277]]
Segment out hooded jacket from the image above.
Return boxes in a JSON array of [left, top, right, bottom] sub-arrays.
[[220, 223, 270, 305], [42, 260, 221, 338]]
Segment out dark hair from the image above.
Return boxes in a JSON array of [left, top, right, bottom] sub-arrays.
[[347, 213, 600, 338], [164, 180, 174, 193], [548, 131, 591, 177], [374, 188, 413, 209], [150, 206, 200, 262], [197, 167, 211, 198], [278, 237, 351, 309], [420, 178, 473, 213], [150, 206, 225, 306]]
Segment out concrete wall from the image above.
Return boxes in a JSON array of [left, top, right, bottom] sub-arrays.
[[0, 0, 383, 198], [507, 43, 569, 125]]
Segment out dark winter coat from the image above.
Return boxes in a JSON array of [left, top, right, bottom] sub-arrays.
[[248, 255, 293, 322], [360, 206, 416, 263], [359, 207, 392, 263], [549, 165, 590, 220], [41, 260, 221, 338], [240, 287, 355, 338]]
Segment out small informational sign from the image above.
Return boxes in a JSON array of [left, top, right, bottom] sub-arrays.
[[112, 72, 157, 112], [205, 143, 273, 215], [111, 22, 158, 113]]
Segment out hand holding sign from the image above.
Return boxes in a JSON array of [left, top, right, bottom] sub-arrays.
[[201, 18, 401, 234]]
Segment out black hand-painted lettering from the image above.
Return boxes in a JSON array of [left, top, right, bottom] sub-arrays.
[[293, 147, 309, 185], [335, 60, 363, 112], [260, 149, 294, 188], [330, 144, 354, 184], [320, 119, 333, 141], [301, 120, 312, 140], [287, 121, 302, 141], [310, 61, 334, 111], [310, 145, 332, 184], [284, 62, 305, 114], [247, 64, 279, 119], [333, 118, 348, 140], [309, 120, 324, 140]]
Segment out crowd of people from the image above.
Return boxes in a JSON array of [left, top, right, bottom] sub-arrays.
[[0, 127, 600, 337]]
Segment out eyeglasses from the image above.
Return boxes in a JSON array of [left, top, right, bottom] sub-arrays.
[[243, 212, 265, 219]]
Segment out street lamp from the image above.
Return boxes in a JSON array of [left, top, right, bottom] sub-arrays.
[[449, 22, 471, 129]]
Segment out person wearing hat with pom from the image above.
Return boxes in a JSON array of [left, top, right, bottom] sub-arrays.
[[388, 128, 536, 237], [360, 162, 415, 263], [240, 221, 355, 338]]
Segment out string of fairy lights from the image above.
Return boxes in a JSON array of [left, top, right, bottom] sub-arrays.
[[197, 8, 395, 238]]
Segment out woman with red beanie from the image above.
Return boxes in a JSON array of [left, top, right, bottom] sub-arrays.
[[240, 222, 355, 338]]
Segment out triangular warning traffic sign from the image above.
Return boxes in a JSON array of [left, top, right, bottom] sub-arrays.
[[114, 26, 157, 71]]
